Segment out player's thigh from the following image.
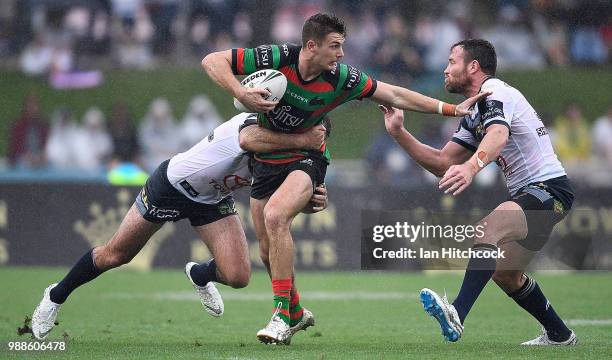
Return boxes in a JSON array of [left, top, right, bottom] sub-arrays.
[[477, 201, 528, 245], [265, 170, 314, 224], [95, 204, 163, 265], [493, 240, 537, 293], [193, 214, 250, 275]]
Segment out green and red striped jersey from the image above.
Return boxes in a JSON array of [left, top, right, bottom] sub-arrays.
[[232, 43, 377, 163]]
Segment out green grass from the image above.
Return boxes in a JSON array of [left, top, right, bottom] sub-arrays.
[[1, 268, 611, 359]]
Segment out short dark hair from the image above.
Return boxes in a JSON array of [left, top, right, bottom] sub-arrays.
[[451, 39, 497, 76], [302, 13, 346, 46]]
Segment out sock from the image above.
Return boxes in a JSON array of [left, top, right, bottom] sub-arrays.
[[289, 287, 304, 327], [272, 278, 292, 325], [509, 276, 572, 342], [452, 243, 498, 323], [189, 259, 218, 286], [49, 249, 105, 304]]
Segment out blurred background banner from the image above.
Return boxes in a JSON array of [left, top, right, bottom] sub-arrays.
[[0, 1, 610, 271], [1, 183, 610, 271]]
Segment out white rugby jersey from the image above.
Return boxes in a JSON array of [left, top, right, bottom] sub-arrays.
[[167, 113, 256, 204], [451, 77, 566, 195]]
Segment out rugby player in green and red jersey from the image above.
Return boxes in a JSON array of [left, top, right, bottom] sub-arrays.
[[202, 13, 490, 344]]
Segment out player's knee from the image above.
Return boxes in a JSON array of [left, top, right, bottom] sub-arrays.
[[492, 271, 523, 293], [263, 206, 290, 231], [96, 246, 133, 269], [223, 269, 250, 289]]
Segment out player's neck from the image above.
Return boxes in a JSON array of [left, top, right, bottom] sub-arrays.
[[464, 74, 490, 98], [298, 50, 322, 81]]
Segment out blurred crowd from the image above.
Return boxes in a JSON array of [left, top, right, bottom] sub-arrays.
[[8, 93, 222, 180], [0, 0, 609, 78], [365, 102, 612, 188]]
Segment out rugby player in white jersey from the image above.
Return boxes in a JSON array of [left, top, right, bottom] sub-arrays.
[[30, 113, 329, 340], [381, 39, 577, 345]]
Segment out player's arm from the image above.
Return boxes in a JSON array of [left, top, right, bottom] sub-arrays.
[[371, 81, 490, 117], [381, 106, 471, 177], [201, 50, 276, 113], [439, 124, 509, 195], [239, 124, 325, 153]]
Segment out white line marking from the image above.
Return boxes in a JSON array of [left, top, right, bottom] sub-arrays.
[[106, 291, 417, 302], [566, 319, 612, 326]]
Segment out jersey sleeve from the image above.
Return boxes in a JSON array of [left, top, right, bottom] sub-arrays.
[[238, 113, 259, 132], [340, 64, 377, 103], [451, 120, 478, 152], [479, 83, 515, 131], [231, 44, 294, 75]]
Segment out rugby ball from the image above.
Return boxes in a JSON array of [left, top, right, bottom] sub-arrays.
[[233, 69, 287, 112]]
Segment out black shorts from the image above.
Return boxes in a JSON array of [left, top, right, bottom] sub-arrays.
[[250, 155, 328, 200], [135, 160, 237, 226], [510, 176, 574, 251]]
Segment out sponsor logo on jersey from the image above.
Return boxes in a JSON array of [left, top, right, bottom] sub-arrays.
[[282, 44, 289, 57], [207, 131, 214, 142], [209, 175, 251, 196], [254, 45, 272, 67], [344, 65, 362, 90], [481, 100, 505, 121], [269, 105, 306, 128], [287, 90, 309, 104], [536, 126, 548, 137]]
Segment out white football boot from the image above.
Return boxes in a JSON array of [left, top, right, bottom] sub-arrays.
[[290, 307, 315, 335], [419, 288, 464, 342], [256, 303, 292, 345], [32, 284, 61, 340], [184, 262, 224, 317], [521, 328, 577, 346]]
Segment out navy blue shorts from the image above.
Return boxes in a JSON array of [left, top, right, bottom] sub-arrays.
[[250, 155, 328, 200], [510, 176, 574, 251], [135, 160, 237, 227]]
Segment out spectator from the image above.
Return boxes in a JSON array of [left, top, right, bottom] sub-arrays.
[[365, 126, 421, 188], [553, 103, 592, 163], [108, 102, 140, 164], [45, 107, 79, 170], [178, 95, 222, 149], [138, 97, 180, 173], [592, 105, 612, 167], [73, 107, 113, 171], [479, 4, 545, 70], [19, 33, 53, 75], [8, 94, 49, 169]]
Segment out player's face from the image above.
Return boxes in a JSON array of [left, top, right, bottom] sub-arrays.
[[444, 46, 470, 94], [313, 33, 345, 71]]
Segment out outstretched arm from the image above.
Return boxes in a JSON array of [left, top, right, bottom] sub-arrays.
[[202, 50, 277, 113], [239, 124, 326, 153], [371, 81, 490, 117], [381, 105, 472, 177]]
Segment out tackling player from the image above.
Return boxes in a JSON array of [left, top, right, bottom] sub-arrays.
[[30, 113, 329, 340], [202, 13, 490, 344], [381, 39, 576, 345]]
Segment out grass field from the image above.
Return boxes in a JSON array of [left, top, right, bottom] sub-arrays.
[[1, 268, 611, 359]]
